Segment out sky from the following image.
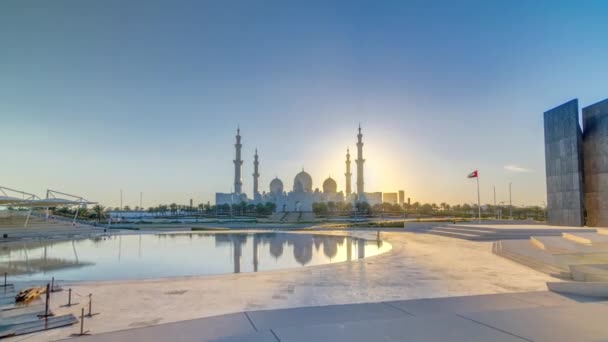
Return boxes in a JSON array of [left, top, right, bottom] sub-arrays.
[[1, 0, 608, 208]]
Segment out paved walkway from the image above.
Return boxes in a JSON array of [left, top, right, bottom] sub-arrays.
[[5, 230, 559, 341], [70, 291, 608, 342]]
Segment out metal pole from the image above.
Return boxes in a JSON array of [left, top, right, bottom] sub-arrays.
[[88, 293, 92, 317], [509, 182, 512, 220], [3, 272, 6, 287], [493, 186, 497, 219], [44, 283, 50, 317], [80, 308, 85, 334], [477, 177, 481, 224], [120, 189, 123, 211], [68, 288, 71, 306]]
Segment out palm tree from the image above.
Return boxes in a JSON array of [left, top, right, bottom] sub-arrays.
[[92, 204, 106, 223]]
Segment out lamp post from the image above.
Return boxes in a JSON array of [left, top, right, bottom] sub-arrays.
[[509, 182, 512, 220]]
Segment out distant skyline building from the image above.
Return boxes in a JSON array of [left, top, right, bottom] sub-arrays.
[[383, 192, 398, 204], [356, 124, 365, 199], [398, 190, 405, 205]]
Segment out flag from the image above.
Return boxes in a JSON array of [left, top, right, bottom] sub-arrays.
[[467, 170, 478, 178]]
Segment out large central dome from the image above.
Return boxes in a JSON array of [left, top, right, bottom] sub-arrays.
[[293, 170, 313, 193]]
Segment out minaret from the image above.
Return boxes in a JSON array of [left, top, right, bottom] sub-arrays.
[[253, 148, 260, 201], [356, 124, 365, 198], [345, 147, 352, 196], [233, 127, 243, 194]]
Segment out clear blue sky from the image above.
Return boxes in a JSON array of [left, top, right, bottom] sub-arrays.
[[1, 0, 607, 208]]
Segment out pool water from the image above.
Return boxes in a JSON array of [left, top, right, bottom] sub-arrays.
[[0, 232, 391, 282]]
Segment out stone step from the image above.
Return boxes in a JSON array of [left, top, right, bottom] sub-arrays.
[[569, 264, 608, 282], [428, 228, 481, 238], [596, 228, 608, 235], [494, 240, 570, 278], [530, 236, 608, 254], [563, 232, 608, 245]]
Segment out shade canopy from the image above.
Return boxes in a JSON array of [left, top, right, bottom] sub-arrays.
[[0, 196, 26, 205], [11, 198, 96, 208]]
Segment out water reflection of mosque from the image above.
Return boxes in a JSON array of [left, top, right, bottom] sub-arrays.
[[214, 233, 381, 274]]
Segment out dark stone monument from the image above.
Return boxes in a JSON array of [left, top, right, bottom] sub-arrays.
[[543, 99, 585, 226], [583, 99, 608, 227]]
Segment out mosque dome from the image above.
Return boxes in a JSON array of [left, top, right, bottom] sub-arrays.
[[293, 170, 313, 193], [323, 177, 337, 193], [269, 177, 284, 195]]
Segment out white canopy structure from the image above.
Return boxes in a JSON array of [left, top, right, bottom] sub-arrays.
[[0, 186, 38, 206], [43, 189, 97, 226], [1, 186, 96, 227], [0, 195, 25, 205], [16, 198, 93, 208]]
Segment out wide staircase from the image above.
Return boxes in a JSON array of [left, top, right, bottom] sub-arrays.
[[0, 211, 104, 240], [493, 229, 608, 282], [421, 223, 596, 241]]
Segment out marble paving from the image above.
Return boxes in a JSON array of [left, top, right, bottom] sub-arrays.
[[5, 230, 557, 341]]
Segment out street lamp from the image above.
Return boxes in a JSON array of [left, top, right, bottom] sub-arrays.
[[509, 182, 513, 220]]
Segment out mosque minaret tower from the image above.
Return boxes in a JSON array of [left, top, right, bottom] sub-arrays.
[[233, 127, 243, 194], [356, 124, 365, 197], [345, 147, 352, 196], [253, 148, 260, 201]]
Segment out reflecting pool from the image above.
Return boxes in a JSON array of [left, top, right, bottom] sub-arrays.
[[0, 232, 391, 281]]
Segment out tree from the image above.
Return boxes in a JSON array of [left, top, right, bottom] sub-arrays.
[[420, 203, 433, 215], [169, 203, 177, 215], [123, 205, 131, 211], [312, 202, 328, 216], [92, 204, 106, 223], [77, 207, 91, 219]]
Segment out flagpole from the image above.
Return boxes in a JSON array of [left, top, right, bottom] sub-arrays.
[[476, 176, 481, 223]]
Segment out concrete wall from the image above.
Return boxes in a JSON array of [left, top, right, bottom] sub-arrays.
[[583, 98, 608, 227], [544, 99, 585, 226]]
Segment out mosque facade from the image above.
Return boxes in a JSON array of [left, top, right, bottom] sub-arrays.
[[215, 125, 379, 212]]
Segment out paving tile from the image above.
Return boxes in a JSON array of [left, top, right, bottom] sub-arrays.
[[211, 330, 277, 342], [246, 303, 409, 330], [273, 314, 527, 342], [463, 304, 608, 342], [385, 293, 538, 316], [74, 313, 255, 342], [506, 290, 606, 306]]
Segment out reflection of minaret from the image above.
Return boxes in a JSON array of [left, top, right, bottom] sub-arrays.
[[233, 238, 242, 273], [345, 147, 352, 197], [346, 237, 352, 261], [233, 127, 243, 194], [253, 149, 260, 202], [253, 234, 260, 272], [357, 239, 365, 259], [356, 125, 365, 198]]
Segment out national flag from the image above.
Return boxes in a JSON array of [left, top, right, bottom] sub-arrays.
[[467, 170, 478, 178]]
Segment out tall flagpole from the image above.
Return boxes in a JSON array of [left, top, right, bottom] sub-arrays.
[[477, 176, 481, 223]]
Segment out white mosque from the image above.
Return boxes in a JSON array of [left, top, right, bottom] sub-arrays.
[[215, 126, 380, 212]]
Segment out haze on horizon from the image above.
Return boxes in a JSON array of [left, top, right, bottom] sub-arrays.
[[1, 0, 607, 209]]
